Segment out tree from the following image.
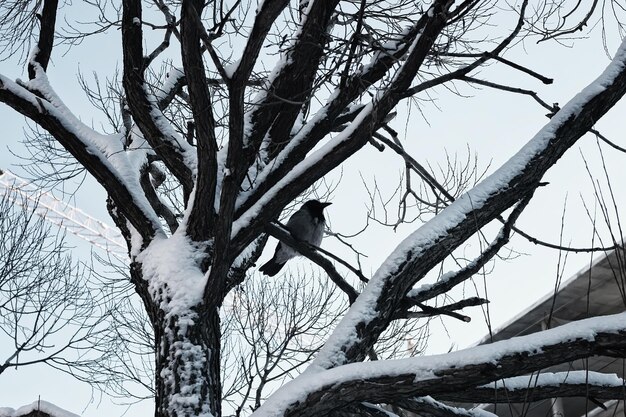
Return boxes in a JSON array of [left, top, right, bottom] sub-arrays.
[[1, 1, 626, 417], [0, 175, 105, 378]]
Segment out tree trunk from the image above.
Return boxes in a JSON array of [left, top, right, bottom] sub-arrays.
[[154, 307, 222, 417]]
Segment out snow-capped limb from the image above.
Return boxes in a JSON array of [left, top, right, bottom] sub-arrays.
[[435, 371, 626, 403], [252, 313, 626, 417], [121, 0, 195, 196], [230, 0, 290, 84], [27, 0, 57, 80], [235, 0, 449, 221], [393, 396, 497, 417], [156, 67, 186, 111], [0, 75, 162, 242], [230, 0, 451, 260], [308, 37, 626, 373], [239, 0, 341, 178]]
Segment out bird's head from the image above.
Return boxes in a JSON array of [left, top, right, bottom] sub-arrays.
[[303, 200, 332, 218]]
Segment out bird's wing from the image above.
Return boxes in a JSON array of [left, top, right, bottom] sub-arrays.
[[310, 219, 325, 247], [285, 209, 316, 241]]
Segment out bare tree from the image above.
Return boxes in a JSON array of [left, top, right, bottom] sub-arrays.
[[1, 1, 626, 417], [0, 179, 107, 377]]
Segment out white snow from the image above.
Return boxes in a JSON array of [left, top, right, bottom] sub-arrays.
[[137, 228, 208, 317], [145, 86, 198, 175], [251, 312, 626, 417], [484, 371, 624, 390], [154, 67, 185, 104], [224, 60, 240, 79], [0, 401, 79, 417], [413, 396, 497, 417], [306, 36, 626, 373]]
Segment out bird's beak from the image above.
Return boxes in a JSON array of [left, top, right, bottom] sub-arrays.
[[321, 202, 332, 208]]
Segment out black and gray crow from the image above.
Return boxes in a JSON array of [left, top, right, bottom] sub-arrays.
[[259, 200, 332, 277]]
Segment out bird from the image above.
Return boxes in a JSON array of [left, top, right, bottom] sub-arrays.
[[259, 199, 332, 277]]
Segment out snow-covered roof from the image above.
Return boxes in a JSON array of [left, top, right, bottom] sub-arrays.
[[0, 400, 79, 417]]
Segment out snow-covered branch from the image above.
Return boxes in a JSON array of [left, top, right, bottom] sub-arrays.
[[307, 37, 626, 372], [437, 371, 626, 403], [27, 0, 57, 79], [0, 74, 162, 241], [393, 396, 497, 417], [121, 0, 195, 197], [253, 313, 626, 417], [242, 0, 341, 162]]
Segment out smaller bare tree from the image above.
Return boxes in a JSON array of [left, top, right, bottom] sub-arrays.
[[0, 178, 110, 378]]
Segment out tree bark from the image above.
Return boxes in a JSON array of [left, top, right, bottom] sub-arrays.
[[154, 304, 222, 417]]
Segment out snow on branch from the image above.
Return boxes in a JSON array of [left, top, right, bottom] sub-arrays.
[[242, 0, 341, 159], [121, 0, 195, 195], [436, 371, 626, 403], [27, 0, 57, 79], [252, 312, 626, 417], [307, 37, 626, 373], [0, 73, 163, 241], [393, 396, 497, 417]]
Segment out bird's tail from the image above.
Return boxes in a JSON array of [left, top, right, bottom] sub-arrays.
[[259, 257, 285, 277]]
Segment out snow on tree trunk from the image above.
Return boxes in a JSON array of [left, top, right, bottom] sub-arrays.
[[134, 233, 222, 417], [154, 309, 221, 417]]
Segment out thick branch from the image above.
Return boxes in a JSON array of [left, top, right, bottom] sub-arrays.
[[0, 76, 159, 241], [181, 0, 219, 243], [243, 0, 341, 163], [231, 0, 290, 84], [437, 371, 626, 403], [252, 314, 626, 417], [393, 397, 496, 417], [121, 0, 194, 195]]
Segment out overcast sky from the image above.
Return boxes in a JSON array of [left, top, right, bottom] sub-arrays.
[[1, 6, 625, 417]]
